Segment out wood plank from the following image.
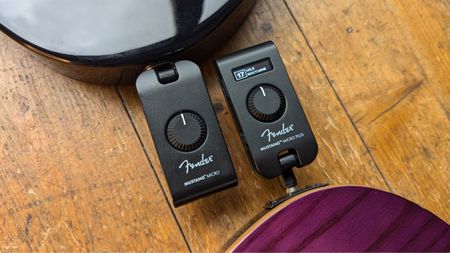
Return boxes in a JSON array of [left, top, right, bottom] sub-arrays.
[[118, 0, 390, 251], [286, 0, 450, 222], [0, 33, 188, 251]]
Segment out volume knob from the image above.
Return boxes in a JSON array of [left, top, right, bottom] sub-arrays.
[[247, 84, 286, 122], [166, 112, 207, 152]]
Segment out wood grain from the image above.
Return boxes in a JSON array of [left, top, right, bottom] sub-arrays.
[[118, 0, 390, 251], [0, 33, 188, 252], [286, 0, 450, 222], [231, 186, 450, 252], [1, 0, 448, 252]]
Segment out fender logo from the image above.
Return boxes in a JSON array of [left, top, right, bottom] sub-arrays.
[[179, 154, 214, 174], [261, 123, 294, 142]]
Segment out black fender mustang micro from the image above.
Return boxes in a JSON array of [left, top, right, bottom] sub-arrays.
[[136, 61, 237, 207], [215, 41, 318, 189]]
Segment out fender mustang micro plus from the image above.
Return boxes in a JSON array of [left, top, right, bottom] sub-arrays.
[[136, 61, 237, 207], [215, 41, 318, 182]]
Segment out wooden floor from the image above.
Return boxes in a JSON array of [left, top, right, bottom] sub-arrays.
[[0, 0, 448, 251]]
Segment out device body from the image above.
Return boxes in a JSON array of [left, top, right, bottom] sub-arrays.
[[136, 61, 237, 206], [215, 41, 318, 178]]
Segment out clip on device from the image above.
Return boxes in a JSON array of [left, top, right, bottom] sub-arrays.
[[215, 41, 318, 195], [136, 61, 237, 207]]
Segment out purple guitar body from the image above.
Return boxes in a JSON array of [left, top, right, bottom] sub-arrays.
[[230, 186, 449, 252]]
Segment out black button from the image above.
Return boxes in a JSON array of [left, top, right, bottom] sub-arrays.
[[247, 84, 286, 122], [166, 112, 207, 152]]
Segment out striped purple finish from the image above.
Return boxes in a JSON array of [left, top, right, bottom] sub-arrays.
[[233, 186, 450, 252]]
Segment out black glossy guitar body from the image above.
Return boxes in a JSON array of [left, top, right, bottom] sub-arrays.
[[0, 0, 255, 85]]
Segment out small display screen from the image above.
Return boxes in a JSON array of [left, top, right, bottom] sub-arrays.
[[232, 58, 273, 81]]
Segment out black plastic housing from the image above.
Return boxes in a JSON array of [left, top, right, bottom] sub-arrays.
[[215, 41, 318, 178], [136, 60, 237, 206]]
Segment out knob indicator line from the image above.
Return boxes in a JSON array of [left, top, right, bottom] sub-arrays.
[[181, 113, 186, 125], [260, 86, 266, 96]]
